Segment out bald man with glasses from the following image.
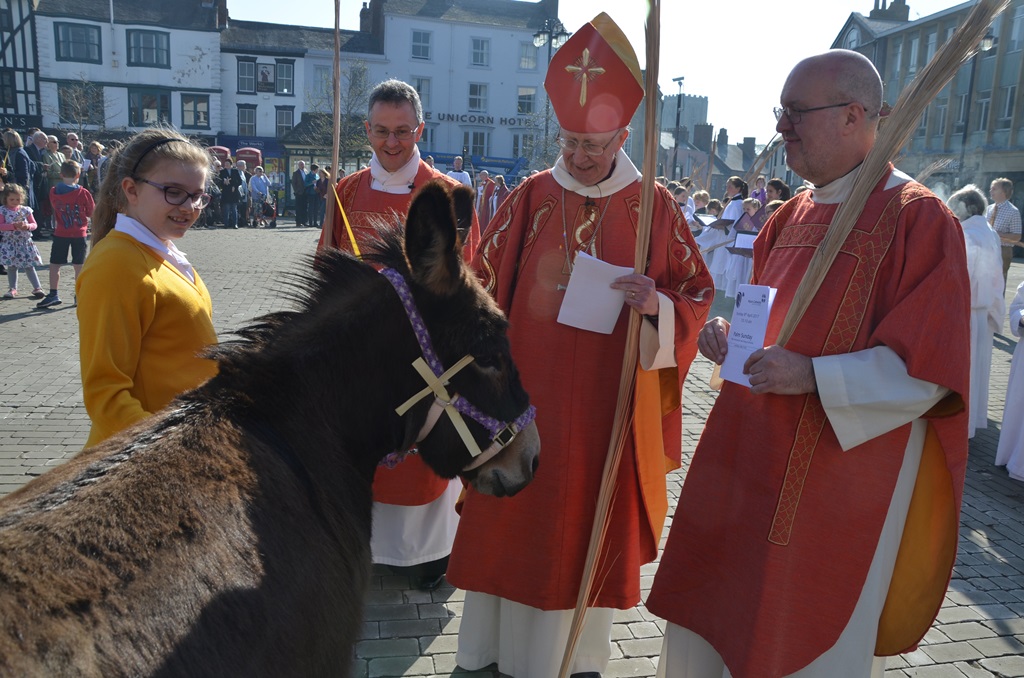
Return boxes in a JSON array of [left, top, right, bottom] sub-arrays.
[[649, 49, 971, 678]]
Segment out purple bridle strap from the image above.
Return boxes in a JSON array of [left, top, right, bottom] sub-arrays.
[[380, 267, 536, 455]]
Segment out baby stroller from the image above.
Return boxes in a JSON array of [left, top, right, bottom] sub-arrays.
[[254, 194, 277, 228]]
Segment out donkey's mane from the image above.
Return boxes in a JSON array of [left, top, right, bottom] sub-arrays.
[[206, 225, 411, 368]]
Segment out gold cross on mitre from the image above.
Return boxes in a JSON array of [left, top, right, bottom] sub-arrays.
[[564, 48, 606, 107]]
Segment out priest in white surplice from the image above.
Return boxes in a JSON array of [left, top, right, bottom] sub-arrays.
[[947, 185, 1005, 438]]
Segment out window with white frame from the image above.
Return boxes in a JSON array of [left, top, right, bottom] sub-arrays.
[[237, 58, 256, 93], [512, 132, 535, 158], [976, 91, 991, 132], [517, 87, 536, 115], [891, 38, 902, 79], [0, 2, 11, 33], [276, 60, 294, 95], [925, 30, 937, 62], [997, 85, 1016, 129], [57, 81, 104, 125], [127, 30, 170, 68], [413, 77, 431, 109], [915, 108, 928, 136], [468, 83, 488, 112], [238, 105, 256, 136], [412, 30, 431, 60], [935, 100, 947, 135], [314, 65, 330, 98], [955, 93, 967, 130], [128, 88, 170, 126], [519, 42, 538, 70], [55, 23, 102, 64], [421, 125, 436, 150], [471, 38, 490, 67], [463, 130, 490, 156], [1011, 6, 1024, 52], [907, 35, 919, 75], [181, 94, 209, 129], [276, 106, 294, 138]]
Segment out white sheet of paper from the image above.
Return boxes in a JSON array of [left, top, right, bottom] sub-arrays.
[[81, 159, 91, 172], [696, 213, 718, 226], [556, 252, 635, 334], [734, 232, 757, 249], [720, 284, 777, 387]]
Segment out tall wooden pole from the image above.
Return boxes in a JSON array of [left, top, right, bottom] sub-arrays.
[[321, 0, 343, 244], [557, 2, 660, 675]]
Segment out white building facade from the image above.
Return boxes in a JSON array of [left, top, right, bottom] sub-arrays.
[[34, 0, 223, 138]]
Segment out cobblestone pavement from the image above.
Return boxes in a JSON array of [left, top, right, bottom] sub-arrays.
[[1, 222, 1022, 678]]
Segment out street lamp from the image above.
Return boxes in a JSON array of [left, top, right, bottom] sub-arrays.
[[671, 76, 684, 180], [534, 18, 571, 158], [956, 29, 996, 187]]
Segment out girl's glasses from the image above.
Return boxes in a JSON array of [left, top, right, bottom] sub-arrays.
[[137, 179, 211, 209]]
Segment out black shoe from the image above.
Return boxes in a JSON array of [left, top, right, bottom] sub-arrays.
[[415, 573, 446, 591], [37, 292, 62, 308]]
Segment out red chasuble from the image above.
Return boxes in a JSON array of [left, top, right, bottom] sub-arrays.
[[446, 170, 713, 610], [315, 161, 480, 506], [647, 168, 970, 676], [317, 162, 480, 261]]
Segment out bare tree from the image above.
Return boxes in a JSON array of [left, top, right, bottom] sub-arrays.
[[300, 60, 371, 173], [48, 73, 121, 139]]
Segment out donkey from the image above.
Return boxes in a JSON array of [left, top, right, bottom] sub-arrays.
[[0, 181, 539, 677]]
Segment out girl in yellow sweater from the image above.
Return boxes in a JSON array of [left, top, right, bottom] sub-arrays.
[[77, 129, 218, 448]]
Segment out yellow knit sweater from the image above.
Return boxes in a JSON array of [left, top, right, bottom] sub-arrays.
[[77, 231, 218, 448]]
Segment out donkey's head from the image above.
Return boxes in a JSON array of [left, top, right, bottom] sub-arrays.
[[375, 181, 539, 497]]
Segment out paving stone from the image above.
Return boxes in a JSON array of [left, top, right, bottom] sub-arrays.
[[941, 622, 998, 642], [979, 656, 1024, 676]]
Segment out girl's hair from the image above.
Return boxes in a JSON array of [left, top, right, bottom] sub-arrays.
[[742, 198, 762, 212], [767, 178, 792, 201], [766, 199, 785, 215], [707, 198, 723, 215], [691, 190, 710, 204], [1, 182, 27, 205], [727, 176, 749, 199], [92, 128, 211, 246]]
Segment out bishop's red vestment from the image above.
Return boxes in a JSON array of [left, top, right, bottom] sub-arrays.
[[447, 167, 713, 610], [647, 167, 970, 676]]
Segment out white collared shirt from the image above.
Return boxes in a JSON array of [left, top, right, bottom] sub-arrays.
[[113, 213, 196, 283]]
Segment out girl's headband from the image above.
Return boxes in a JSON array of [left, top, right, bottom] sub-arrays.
[[130, 137, 180, 176]]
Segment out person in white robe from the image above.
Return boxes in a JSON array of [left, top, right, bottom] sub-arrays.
[[996, 281, 1024, 480], [947, 185, 1005, 438]]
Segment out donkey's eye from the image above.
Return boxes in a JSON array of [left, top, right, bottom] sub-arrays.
[[474, 354, 501, 370]]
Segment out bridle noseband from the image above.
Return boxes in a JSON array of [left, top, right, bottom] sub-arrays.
[[380, 268, 536, 472]]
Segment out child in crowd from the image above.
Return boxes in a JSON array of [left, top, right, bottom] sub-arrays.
[[39, 160, 94, 308], [765, 199, 785, 216], [0, 183, 44, 299], [77, 128, 218, 448], [706, 199, 723, 218], [742, 197, 762, 218], [692, 190, 710, 214]]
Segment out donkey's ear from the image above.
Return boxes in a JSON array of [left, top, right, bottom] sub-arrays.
[[451, 185, 475, 243], [405, 181, 462, 296]]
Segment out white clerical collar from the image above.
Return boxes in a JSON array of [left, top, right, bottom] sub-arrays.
[[551, 148, 641, 198], [808, 164, 912, 205], [369, 146, 421, 194], [113, 213, 195, 283]]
